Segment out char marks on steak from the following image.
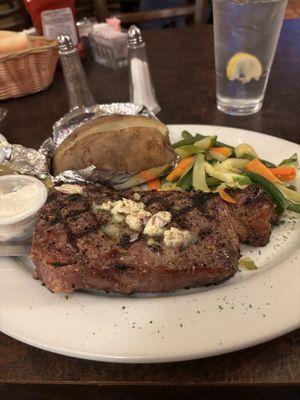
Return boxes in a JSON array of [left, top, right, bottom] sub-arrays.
[[30, 185, 277, 295]]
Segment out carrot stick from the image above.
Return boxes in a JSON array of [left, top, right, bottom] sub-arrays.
[[276, 173, 296, 182], [245, 159, 281, 183], [210, 147, 232, 158], [269, 167, 296, 181], [166, 156, 194, 182], [218, 188, 236, 204], [147, 179, 161, 190]]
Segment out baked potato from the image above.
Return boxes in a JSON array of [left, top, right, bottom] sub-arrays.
[[53, 114, 176, 176]]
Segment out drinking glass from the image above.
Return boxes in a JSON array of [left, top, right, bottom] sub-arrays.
[[212, 0, 287, 116]]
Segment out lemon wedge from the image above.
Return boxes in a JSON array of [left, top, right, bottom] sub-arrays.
[[226, 52, 263, 84]]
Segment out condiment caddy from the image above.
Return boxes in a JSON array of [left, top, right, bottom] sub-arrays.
[[90, 22, 128, 70]]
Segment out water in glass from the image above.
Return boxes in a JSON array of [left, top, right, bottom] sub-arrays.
[[213, 0, 287, 115]]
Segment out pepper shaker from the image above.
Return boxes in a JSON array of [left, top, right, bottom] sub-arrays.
[[127, 25, 161, 114], [58, 34, 96, 111]]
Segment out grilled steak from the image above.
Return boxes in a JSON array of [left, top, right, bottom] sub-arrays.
[[31, 185, 277, 295], [228, 185, 278, 246]]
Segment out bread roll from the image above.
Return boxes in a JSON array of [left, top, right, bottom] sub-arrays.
[[0, 32, 31, 56], [0, 30, 18, 39]]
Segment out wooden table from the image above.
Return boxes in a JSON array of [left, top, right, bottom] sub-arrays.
[[1, 19, 300, 400]]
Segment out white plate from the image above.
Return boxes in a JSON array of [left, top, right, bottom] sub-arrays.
[[1, 125, 300, 363]]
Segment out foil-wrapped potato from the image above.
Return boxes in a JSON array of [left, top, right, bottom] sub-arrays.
[[53, 114, 176, 176]]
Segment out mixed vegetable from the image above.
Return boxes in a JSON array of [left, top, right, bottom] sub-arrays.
[[146, 131, 300, 214]]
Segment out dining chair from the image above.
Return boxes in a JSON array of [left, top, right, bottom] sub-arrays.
[[93, 0, 210, 25], [0, 0, 30, 31]]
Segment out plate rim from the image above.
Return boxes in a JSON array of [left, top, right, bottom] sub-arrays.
[[167, 123, 300, 147], [1, 124, 300, 363], [2, 311, 300, 364]]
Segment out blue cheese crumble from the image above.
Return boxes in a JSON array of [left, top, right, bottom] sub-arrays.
[[163, 227, 192, 247], [143, 211, 171, 237], [97, 198, 192, 245]]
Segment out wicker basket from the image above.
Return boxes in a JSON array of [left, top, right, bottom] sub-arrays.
[[0, 36, 58, 100]]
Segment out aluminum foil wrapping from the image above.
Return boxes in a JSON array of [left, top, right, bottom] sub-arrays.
[[0, 103, 164, 189], [0, 133, 49, 178]]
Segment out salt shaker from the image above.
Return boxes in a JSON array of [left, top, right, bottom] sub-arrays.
[[127, 25, 161, 114], [58, 34, 96, 111]]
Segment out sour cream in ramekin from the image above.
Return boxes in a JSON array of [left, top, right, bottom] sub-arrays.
[[0, 175, 47, 242]]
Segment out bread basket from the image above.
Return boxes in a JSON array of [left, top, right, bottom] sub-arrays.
[[0, 36, 58, 100]]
